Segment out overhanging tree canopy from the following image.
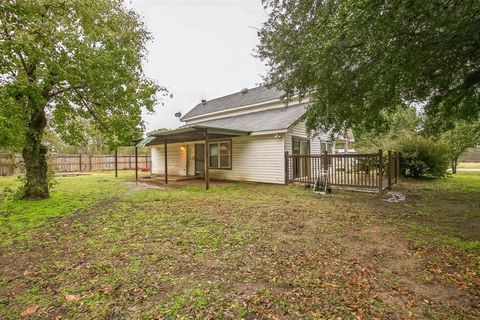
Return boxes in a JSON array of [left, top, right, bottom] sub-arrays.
[[257, 0, 480, 134], [0, 0, 164, 199]]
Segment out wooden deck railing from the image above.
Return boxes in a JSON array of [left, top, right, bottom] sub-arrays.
[[285, 150, 400, 193]]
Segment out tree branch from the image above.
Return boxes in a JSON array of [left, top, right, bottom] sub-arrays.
[[73, 88, 108, 132], [47, 85, 84, 99], [2, 12, 32, 77]]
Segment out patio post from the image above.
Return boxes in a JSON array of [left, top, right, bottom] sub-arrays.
[[164, 138, 168, 184], [135, 146, 138, 181], [204, 130, 209, 190]]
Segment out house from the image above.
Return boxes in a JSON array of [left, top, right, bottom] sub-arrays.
[[141, 86, 353, 189]]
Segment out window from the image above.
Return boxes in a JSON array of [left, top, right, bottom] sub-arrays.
[[320, 141, 333, 153], [292, 137, 310, 155], [292, 137, 310, 178], [321, 142, 328, 153], [209, 140, 231, 169]]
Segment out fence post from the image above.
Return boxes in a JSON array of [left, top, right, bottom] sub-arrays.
[[378, 149, 383, 195], [11, 156, 16, 175], [114, 148, 118, 178], [387, 150, 392, 188], [393, 152, 398, 184], [396, 152, 401, 183], [392, 152, 396, 184], [284, 151, 289, 185]]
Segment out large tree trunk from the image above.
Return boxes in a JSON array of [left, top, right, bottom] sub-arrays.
[[21, 107, 49, 200], [452, 159, 458, 174]]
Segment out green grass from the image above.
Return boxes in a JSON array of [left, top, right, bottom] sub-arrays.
[[0, 172, 131, 245], [0, 172, 479, 319], [392, 172, 480, 254]]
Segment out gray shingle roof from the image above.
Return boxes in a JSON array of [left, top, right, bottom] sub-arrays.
[[181, 86, 284, 120], [188, 103, 309, 133]]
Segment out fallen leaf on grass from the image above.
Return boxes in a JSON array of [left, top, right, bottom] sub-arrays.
[[102, 286, 113, 294], [20, 306, 38, 317], [65, 294, 81, 302]]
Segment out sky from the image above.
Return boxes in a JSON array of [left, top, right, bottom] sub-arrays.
[[128, 0, 269, 132]]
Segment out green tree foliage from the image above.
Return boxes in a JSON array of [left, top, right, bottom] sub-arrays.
[[353, 105, 421, 152], [257, 0, 480, 134], [0, 0, 164, 199], [440, 122, 480, 173], [395, 135, 449, 178]]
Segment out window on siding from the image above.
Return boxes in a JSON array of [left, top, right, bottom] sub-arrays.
[[209, 141, 231, 169], [321, 142, 328, 153], [321, 141, 333, 154], [292, 137, 310, 155]]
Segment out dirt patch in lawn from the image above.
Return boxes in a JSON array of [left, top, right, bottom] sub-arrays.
[[341, 224, 476, 316], [124, 181, 166, 191], [54, 173, 91, 177]]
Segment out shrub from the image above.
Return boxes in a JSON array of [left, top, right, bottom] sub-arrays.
[[395, 135, 449, 178]]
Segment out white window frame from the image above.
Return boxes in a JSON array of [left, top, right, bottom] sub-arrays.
[[208, 140, 232, 169]]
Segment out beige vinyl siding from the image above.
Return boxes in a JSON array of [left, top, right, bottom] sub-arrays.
[[151, 143, 187, 175], [209, 135, 285, 184], [151, 136, 285, 184], [285, 121, 327, 154]]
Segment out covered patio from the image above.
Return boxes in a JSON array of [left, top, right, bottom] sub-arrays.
[[133, 125, 249, 190]]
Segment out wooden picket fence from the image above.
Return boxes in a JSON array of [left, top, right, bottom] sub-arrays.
[[0, 153, 151, 176], [459, 147, 480, 163], [285, 150, 400, 193]]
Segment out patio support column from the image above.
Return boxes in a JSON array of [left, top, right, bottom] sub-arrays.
[[204, 130, 209, 190], [164, 138, 168, 185], [135, 146, 138, 181]]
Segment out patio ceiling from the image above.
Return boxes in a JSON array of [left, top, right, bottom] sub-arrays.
[[145, 125, 250, 145]]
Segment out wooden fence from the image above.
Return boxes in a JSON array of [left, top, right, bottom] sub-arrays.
[[0, 153, 151, 176], [285, 150, 400, 193], [459, 147, 480, 163]]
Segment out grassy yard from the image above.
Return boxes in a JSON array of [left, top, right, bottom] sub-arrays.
[[0, 172, 479, 319], [458, 162, 480, 169]]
